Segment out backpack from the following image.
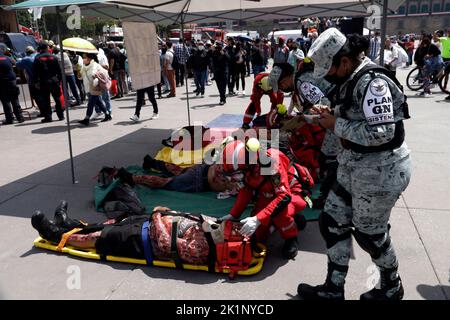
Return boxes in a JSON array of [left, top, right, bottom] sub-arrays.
[[95, 67, 112, 91], [171, 51, 180, 70], [119, 52, 127, 69]]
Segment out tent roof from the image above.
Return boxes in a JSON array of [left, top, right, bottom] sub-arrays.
[[7, 0, 405, 25]]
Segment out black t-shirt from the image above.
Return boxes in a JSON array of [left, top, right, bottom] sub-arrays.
[[108, 48, 122, 71], [250, 45, 264, 65], [414, 44, 441, 67]]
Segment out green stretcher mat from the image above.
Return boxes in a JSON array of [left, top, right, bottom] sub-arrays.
[[94, 166, 321, 221]]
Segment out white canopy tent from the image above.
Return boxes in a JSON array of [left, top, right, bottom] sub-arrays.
[[5, 0, 404, 183], [8, 0, 404, 25]]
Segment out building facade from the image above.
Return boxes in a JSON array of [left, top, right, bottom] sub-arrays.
[[387, 0, 450, 35], [0, 0, 18, 33]]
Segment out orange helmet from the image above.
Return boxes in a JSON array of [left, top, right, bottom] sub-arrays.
[[221, 138, 261, 173]]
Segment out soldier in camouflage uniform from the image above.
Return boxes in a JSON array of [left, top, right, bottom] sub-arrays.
[[297, 28, 412, 300], [293, 63, 342, 209]]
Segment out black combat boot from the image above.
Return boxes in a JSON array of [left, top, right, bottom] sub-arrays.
[[360, 267, 404, 300], [117, 167, 135, 187], [282, 237, 299, 259], [53, 200, 85, 230], [31, 211, 67, 243], [297, 262, 346, 300], [142, 155, 156, 171]]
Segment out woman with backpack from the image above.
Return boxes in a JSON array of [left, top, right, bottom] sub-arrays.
[[78, 53, 112, 125]]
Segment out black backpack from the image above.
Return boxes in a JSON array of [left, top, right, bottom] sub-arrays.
[[171, 52, 180, 70]]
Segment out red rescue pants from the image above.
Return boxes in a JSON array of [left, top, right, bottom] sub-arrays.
[[253, 193, 307, 241]]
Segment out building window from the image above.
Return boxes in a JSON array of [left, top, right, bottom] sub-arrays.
[[432, 2, 441, 12], [398, 5, 406, 14], [421, 4, 429, 13], [410, 4, 418, 13], [446, 2, 450, 11]]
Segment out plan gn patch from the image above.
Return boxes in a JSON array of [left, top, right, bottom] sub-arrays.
[[363, 78, 394, 126]]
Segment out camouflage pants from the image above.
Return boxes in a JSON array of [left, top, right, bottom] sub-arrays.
[[323, 155, 411, 287]]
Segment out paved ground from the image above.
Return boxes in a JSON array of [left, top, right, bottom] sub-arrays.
[[0, 66, 449, 300]]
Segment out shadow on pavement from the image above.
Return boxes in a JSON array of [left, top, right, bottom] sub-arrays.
[[191, 103, 222, 110], [31, 123, 101, 134], [417, 284, 450, 300]]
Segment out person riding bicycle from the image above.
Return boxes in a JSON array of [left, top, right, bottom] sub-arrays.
[[414, 34, 443, 97]]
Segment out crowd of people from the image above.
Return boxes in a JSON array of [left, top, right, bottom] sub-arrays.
[[27, 25, 415, 300], [368, 29, 450, 98]]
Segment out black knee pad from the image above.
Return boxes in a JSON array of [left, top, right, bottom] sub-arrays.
[[319, 212, 352, 249], [352, 229, 391, 260]]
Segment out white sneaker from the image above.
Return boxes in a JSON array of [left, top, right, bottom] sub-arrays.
[[130, 114, 140, 122], [151, 113, 159, 120], [242, 90, 246, 96], [92, 112, 103, 120]]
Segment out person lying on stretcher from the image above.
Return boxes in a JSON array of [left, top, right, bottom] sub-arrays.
[[31, 201, 249, 266], [116, 154, 244, 196]]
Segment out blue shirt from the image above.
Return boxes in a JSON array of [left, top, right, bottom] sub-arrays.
[[16, 53, 36, 84]]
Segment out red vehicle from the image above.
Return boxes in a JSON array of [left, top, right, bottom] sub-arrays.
[[169, 28, 225, 42]]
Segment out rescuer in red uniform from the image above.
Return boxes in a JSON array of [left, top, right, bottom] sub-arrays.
[[242, 71, 286, 129], [220, 138, 313, 259]]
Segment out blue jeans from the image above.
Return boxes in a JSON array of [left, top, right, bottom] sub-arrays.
[[96, 90, 112, 114], [66, 75, 81, 104], [85, 94, 107, 118], [194, 69, 207, 94], [423, 56, 443, 91], [165, 164, 210, 192]]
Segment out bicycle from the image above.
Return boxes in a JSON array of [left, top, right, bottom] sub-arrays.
[[406, 61, 450, 93]]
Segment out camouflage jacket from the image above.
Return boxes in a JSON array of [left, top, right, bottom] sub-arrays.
[[333, 57, 410, 167]]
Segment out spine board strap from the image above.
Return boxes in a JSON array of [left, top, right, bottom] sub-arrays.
[[141, 220, 154, 266], [56, 228, 84, 252], [170, 217, 184, 269]]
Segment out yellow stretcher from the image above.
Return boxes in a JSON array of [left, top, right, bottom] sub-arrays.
[[33, 237, 267, 277]]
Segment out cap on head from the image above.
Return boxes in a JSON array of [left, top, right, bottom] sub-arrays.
[[25, 46, 35, 54], [307, 27, 347, 78]]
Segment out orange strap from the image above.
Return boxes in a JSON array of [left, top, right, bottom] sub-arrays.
[[56, 228, 83, 252]]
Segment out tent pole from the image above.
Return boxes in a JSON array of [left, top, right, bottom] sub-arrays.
[[379, 0, 388, 66], [56, 6, 77, 184], [180, 10, 191, 126]]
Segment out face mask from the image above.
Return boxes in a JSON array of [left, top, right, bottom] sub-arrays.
[[198, 46, 205, 50]]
